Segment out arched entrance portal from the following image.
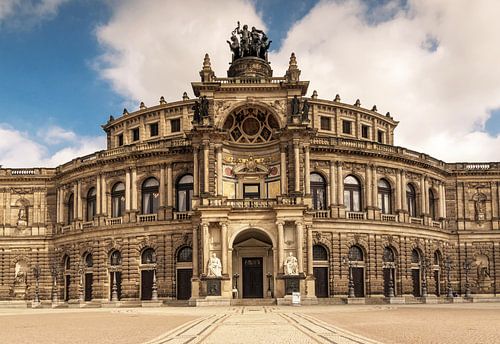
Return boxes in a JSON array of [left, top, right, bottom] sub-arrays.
[[232, 229, 275, 299]]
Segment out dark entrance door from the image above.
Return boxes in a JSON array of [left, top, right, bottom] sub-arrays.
[[110, 271, 122, 300], [383, 268, 395, 297], [412, 269, 421, 297], [64, 275, 70, 301], [141, 270, 154, 300], [352, 267, 364, 297], [313, 267, 328, 297], [177, 269, 192, 300], [243, 257, 263, 298], [434, 270, 440, 296], [84, 273, 93, 301]]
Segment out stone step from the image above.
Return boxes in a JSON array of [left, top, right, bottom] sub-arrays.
[[230, 298, 277, 306]]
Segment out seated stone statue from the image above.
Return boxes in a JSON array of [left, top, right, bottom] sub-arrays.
[[284, 252, 298, 275], [207, 253, 222, 277]]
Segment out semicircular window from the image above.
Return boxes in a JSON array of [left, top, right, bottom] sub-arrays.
[[223, 107, 279, 143]]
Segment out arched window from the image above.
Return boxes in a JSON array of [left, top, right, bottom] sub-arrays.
[[310, 173, 327, 210], [176, 174, 193, 212], [222, 107, 279, 143], [406, 184, 417, 217], [378, 179, 392, 214], [111, 182, 126, 218], [383, 247, 395, 262], [313, 245, 328, 261], [433, 250, 442, 266], [142, 178, 160, 214], [64, 255, 70, 271], [84, 253, 93, 268], [141, 248, 156, 264], [110, 250, 122, 266], [67, 193, 74, 224], [349, 245, 364, 261], [344, 175, 362, 212], [429, 189, 437, 220], [177, 247, 193, 262], [411, 249, 421, 264], [87, 187, 97, 221]]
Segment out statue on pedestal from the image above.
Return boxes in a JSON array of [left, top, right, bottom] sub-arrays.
[[291, 96, 300, 116], [17, 206, 27, 227], [284, 252, 298, 275], [207, 253, 222, 277]]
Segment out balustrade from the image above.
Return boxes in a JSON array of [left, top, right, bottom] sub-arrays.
[[138, 214, 158, 222]]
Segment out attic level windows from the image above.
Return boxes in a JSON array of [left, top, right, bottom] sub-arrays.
[[171, 118, 181, 133], [149, 122, 159, 137], [377, 130, 385, 144], [131, 127, 140, 142], [117, 133, 124, 147], [361, 125, 370, 139], [320, 116, 331, 131], [342, 120, 352, 135]]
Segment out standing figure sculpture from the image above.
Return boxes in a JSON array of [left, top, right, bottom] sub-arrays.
[[236, 22, 251, 57], [291, 95, 301, 116], [301, 99, 310, 122], [207, 253, 222, 277], [284, 252, 298, 275], [192, 100, 201, 124], [200, 96, 209, 118]]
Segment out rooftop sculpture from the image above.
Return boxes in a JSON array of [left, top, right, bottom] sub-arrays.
[[227, 21, 272, 61]]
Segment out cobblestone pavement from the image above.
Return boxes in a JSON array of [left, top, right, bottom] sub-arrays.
[[146, 307, 381, 344], [2, 303, 500, 344]]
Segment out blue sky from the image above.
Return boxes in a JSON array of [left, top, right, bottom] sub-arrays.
[[1, 0, 500, 166]]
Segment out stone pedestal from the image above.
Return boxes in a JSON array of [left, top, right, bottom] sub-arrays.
[[421, 295, 438, 304], [343, 297, 366, 304], [385, 296, 405, 304]]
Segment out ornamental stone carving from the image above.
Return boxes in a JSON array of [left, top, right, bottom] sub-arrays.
[[207, 253, 222, 277], [284, 252, 298, 275]]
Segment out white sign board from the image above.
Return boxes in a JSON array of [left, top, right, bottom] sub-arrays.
[[292, 292, 301, 305]]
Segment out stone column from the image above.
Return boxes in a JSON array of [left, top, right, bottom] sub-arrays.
[[202, 222, 209, 275], [294, 140, 300, 192], [277, 221, 285, 271], [56, 188, 61, 223], [280, 144, 287, 195], [221, 222, 228, 274], [193, 145, 199, 197], [337, 162, 344, 205], [203, 141, 210, 194], [77, 181, 83, 220], [167, 164, 173, 207], [371, 165, 378, 208], [395, 169, 402, 210], [401, 171, 407, 211], [73, 184, 78, 220], [101, 174, 107, 215], [304, 145, 311, 195], [125, 169, 131, 212], [192, 224, 199, 276], [420, 175, 426, 216], [159, 165, 166, 208], [96, 175, 101, 215], [440, 182, 447, 219], [296, 221, 304, 273], [307, 225, 313, 276], [216, 144, 223, 196], [424, 177, 430, 215], [365, 164, 372, 208], [131, 168, 138, 211], [329, 161, 336, 206]]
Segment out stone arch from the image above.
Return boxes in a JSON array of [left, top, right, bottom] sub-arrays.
[[229, 225, 276, 249]]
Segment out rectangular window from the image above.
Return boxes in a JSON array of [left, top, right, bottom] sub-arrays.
[[361, 125, 370, 139], [131, 127, 140, 142], [377, 130, 384, 143], [320, 116, 331, 131], [117, 133, 124, 147], [342, 120, 352, 135], [150, 122, 159, 137], [171, 118, 181, 133], [243, 184, 260, 199]]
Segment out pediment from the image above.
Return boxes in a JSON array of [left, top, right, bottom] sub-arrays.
[[234, 237, 272, 248]]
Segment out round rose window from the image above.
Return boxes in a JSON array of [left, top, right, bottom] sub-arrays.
[[223, 107, 279, 143]]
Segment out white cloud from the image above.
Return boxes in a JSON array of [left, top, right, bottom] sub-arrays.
[[0, 124, 105, 168], [95, 0, 265, 104], [271, 0, 500, 162], [95, 0, 500, 162], [0, 0, 68, 26]]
